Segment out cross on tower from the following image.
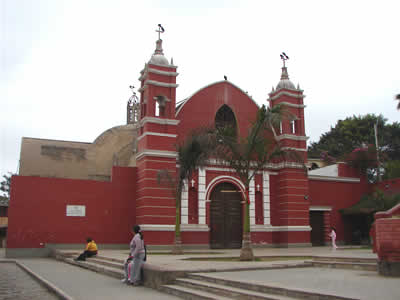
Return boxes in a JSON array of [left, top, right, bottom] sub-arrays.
[[156, 24, 165, 40], [280, 52, 289, 67]]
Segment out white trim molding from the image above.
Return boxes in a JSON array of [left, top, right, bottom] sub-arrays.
[[205, 175, 246, 201], [263, 171, 271, 225], [145, 80, 179, 88], [251, 225, 312, 232], [308, 175, 360, 183], [250, 177, 255, 225], [181, 224, 210, 232], [309, 206, 332, 211], [198, 168, 206, 225], [140, 117, 180, 126], [281, 147, 307, 152], [137, 132, 177, 141], [205, 159, 299, 171], [140, 224, 175, 231], [276, 134, 309, 141], [181, 179, 189, 225], [136, 149, 177, 160], [147, 68, 178, 77], [268, 92, 306, 101]]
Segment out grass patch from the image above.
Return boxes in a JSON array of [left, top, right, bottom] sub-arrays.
[[183, 256, 312, 262]]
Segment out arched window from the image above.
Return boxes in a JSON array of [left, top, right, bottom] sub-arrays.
[[154, 95, 167, 117], [290, 120, 296, 134], [215, 105, 237, 136]]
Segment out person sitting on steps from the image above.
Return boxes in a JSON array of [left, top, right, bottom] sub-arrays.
[[75, 238, 98, 261]]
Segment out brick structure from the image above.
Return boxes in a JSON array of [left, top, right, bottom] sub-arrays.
[[6, 33, 375, 256], [371, 203, 400, 276]]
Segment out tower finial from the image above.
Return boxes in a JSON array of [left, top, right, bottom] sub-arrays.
[[156, 24, 165, 40], [280, 52, 289, 67]]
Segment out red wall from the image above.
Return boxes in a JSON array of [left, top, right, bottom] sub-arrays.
[[7, 166, 137, 248], [309, 178, 369, 243], [176, 81, 259, 143]]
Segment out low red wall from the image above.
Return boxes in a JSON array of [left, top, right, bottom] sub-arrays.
[[371, 204, 400, 276], [7, 166, 137, 248]]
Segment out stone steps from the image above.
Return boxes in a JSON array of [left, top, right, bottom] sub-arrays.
[[54, 251, 371, 300], [169, 273, 358, 300], [60, 257, 124, 280], [162, 277, 298, 300], [312, 256, 377, 264], [311, 256, 377, 271], [311, 261, 377, 271]]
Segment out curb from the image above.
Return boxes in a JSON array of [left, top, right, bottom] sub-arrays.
[[16, 261, 75, 300]]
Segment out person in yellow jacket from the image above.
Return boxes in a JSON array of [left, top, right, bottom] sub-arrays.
[[75, 238, 98, 261]]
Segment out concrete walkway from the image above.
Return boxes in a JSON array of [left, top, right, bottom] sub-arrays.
[[1, 249, 180, 300], [17, 258, 181, 300], [3, 247, 399, 300], [200, 267, 400, 300]]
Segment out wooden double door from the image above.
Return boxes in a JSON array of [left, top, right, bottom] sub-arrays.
[[210, 182, 243, 249]]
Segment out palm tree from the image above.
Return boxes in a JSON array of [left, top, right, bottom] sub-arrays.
[[396, 94, 400, 110], [215, 104, 298, 260], [157, 128, 216, 254]]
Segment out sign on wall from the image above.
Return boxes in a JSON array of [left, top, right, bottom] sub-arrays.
[[66, 205, 86, 217]]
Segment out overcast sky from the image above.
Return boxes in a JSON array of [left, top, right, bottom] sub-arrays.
[[1, 0, 399, 178]]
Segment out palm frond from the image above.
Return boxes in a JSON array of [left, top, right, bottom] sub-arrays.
[[396, 94, 400, 110]]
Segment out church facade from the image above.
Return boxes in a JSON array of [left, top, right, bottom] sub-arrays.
[[6, 36, 369, 257]]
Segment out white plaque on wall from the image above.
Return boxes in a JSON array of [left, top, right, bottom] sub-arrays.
[[66, 205, 86, 217]]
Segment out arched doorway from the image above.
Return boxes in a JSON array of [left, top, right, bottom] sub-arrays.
[[210, 182, 243, 249]]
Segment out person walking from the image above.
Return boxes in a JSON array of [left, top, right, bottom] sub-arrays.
[[122, 225, 146, 285], [329, 227, 338, 250]]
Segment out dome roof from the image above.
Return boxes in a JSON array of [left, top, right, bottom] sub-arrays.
[[149, 54, 169, 65], [277, 78, 296, 90], [276, 66, 296, 90], [149, 39, 169, 66]]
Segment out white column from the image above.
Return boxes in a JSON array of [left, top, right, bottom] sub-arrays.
[[181, 179, 188, 224], [250, 176, 255, 225], [198, 168, 206, 224], [263, 171, 271, 225]]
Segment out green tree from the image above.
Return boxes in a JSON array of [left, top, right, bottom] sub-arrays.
[[308, 114, 400, 162], [382, 160, 400, 180], [344, 144, 380, 182], [0, 172, 13, 201], [157, 128, 216, 254], [215, 104, 300, 260]]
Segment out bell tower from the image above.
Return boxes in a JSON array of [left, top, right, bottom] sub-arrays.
[[135, 27, 179, 241], [267, 54, 311, 245]]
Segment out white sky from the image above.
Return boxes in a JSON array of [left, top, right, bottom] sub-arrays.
[[1, 0, 399, 178]]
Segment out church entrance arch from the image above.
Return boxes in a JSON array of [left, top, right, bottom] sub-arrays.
[[210, 182, 243, 249]]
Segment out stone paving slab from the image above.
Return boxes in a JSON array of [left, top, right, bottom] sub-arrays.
[[0, 261, 59, 300], [197, 267, 400, 300]]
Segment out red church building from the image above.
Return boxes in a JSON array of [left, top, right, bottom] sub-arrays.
[[6, 34, 370, 257]]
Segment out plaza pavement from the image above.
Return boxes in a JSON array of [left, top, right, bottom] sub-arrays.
[[1, 247, 399, 300]]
